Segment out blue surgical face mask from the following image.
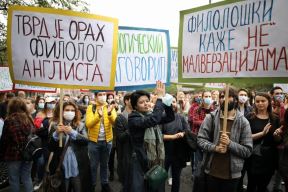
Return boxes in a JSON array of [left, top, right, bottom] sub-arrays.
[[274, 95, 284, 103], [38, 103, 45, 109], [203, 98, 212, 105], [195, 97, 202, 104], [47, 103, 55, 109]]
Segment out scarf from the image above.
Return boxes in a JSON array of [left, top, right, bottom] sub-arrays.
[[139, 112, 165, 168]]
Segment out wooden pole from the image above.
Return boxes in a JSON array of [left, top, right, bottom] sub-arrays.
[[59, 88, 64, 147], [222, 83, 230, 134]]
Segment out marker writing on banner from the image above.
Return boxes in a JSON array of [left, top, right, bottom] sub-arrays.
[[22, 59, 103, 82], [116, 32, 167, 83], [198, 29, 235, 52], [187, 0, 274, 34], [182, 0, 288, 77], [14, 14, 108, 83], [15, 15, 105, 42], [170, 49, 178, 80], [116, 56, 166, 82]]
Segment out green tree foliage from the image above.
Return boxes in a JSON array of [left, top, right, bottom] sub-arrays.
[[0, 0, 89, 65]]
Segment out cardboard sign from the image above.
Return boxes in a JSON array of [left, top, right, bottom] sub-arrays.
[[115, 26, 171, 90], [8, 6, 118, 90], [171, 47, 178, 83], [0, 67, 13, 92], [179, 0, 288, 83], [13, 84, 57, 93]]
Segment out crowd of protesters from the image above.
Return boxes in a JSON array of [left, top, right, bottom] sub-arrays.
[[0, 83, 288, 192]]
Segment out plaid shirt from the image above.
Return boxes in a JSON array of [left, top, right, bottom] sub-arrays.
[[0, 113, 33, 161], [190, 106, 214, 135]]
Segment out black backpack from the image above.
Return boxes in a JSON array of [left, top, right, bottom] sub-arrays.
[[20, 127, 43, 161]]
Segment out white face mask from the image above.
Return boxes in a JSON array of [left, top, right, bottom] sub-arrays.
[[238, 95, 248, 104], [107, 98, 114, 104], [97, 95, 107, 104], [84, 98, 89, 104], [63, 111, 75, 121]]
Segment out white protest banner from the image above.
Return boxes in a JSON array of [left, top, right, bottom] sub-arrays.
[[274, 84, 288, 93], [171, 47, 178, 84], [115, 26, 171, 90], [13, 84, 57, 93], [80, 89, 90, 92], [8, 6, 118, 90], [179, 0, 288, 84], [0, 67, 13, 92], [205, 83, 225, 89]]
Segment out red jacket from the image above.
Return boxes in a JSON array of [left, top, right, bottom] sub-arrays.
[[0, 113, 34, 161], [190, 106, 214, 135]]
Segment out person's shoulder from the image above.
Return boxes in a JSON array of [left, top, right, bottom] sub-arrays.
[[128, 111, 140, 118]]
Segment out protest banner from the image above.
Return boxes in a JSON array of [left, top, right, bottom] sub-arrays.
[[8, 6, 118, 90], [80, 89, 90, 92], [171, 47, 178, 84], [115, 26, 171, 90], [179, 0, 288, 83], [13, 84, 57, 93], [205, 83, 225, 89], [0, 67, 13, 92]]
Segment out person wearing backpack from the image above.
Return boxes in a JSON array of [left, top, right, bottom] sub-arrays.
[[0, 98, 35, 192], [197, 88, 253, 192]]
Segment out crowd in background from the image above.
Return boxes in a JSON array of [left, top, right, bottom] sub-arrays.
[[0, 84, 288, 192]]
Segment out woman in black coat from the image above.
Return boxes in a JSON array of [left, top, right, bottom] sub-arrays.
[[48, 101, 92, 192], [246, 92, 282, 192], [128, 81, 175, 192]]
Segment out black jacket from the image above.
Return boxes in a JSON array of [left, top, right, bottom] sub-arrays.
[[114, 113, 133, 185], [162, 113, 190, 167], [128, 99, 175, 171]]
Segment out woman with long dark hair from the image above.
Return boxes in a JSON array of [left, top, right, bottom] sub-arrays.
[[48, 101, 92, 192], [246, 92, 282, 192], [0, 98, 35, 192]]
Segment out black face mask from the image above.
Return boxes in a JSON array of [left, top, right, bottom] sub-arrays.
[[220, 100, 236, 111]]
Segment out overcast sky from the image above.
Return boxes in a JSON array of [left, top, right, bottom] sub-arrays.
[[87, 0, 223, 46], [0, 0, 223, 46]]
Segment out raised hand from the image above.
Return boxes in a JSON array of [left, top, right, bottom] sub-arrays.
[[154, 80, 165, 98]]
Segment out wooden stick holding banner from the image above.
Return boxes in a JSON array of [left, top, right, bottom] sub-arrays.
[[222, 83, 230, 134], [59, 88, 63, 147]]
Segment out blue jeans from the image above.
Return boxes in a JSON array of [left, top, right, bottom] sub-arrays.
[[7, 161, 33, 192], [88, 140, 112, 186], [192, 148, 203, 175], [36, 154, 45, 181]]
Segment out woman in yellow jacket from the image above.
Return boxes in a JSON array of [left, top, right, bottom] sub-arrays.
[[85, 91, 117, 192]]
